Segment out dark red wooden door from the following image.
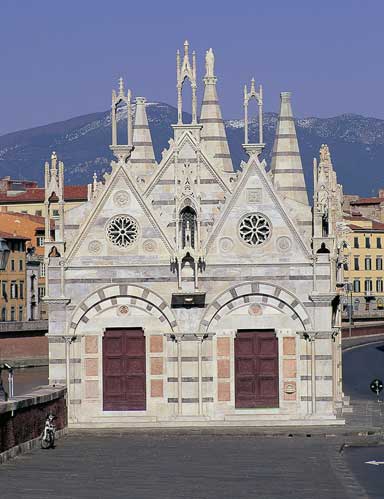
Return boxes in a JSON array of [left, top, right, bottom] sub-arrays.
[[103, 329, 146, 411], [235, 330, 279, 408]]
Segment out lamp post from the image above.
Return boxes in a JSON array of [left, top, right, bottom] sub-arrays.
[[345, 282, 353, 337], [0, 238, 10, 271]]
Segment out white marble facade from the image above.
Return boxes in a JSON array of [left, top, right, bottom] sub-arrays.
[[44, 42, 344, 427]]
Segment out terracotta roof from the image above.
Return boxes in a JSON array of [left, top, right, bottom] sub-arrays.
[[350, 197, 384, 205], [0, 230, 30, 240], [343, 213, 371, 222], [0, 185, 87, 203], [0, 212, 45, 223], [0, 212, 54, 228], [372, 221, 384, 230], [347, 222, 384, 232]]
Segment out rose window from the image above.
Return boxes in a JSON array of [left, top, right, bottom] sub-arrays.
[[106, 215, 139, 248], [239, 213, 271, 246]]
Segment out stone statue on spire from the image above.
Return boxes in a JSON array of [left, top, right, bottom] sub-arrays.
[[205, 48, 215, 77]]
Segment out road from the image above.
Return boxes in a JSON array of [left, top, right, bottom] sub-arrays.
[[345, 444, 384, 499], [343, 341, 384, 401]]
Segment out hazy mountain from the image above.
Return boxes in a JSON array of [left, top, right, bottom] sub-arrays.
[[1, 102, 384, 198]]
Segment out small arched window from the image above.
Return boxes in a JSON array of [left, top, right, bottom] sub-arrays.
[[180, 206, 197, 249]]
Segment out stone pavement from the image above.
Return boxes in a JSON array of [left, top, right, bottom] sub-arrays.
[[0, 431, 369, 499]]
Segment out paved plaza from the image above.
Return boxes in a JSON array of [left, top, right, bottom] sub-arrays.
[[0, 431, 373, 499]]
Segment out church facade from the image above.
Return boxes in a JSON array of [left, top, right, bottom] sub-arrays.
[[44, 41, 345, 427]]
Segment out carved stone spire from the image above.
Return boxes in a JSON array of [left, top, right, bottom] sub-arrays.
[[200, 48, 233, 172], [176, 40, 197, 125], [130, 97, 156, 175], [271, 92, 309, 206]]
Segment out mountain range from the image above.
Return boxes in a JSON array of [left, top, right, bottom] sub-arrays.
[[1, 102, 384, 198]]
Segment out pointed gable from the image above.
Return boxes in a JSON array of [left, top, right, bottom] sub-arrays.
[[205, 154, 311, 263], [66, 163, 173, 265]]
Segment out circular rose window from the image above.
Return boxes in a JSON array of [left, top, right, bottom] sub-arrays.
[[239, 213, 271, 246], [106, 215, 139, 248]]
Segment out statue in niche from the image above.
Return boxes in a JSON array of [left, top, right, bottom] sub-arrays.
[[185, 221, 192, 247], [317, 185, 329, 216], [205, 48, 215, 77]]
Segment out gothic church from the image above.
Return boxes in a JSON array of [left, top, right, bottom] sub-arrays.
[[44, 41, 344, 427]]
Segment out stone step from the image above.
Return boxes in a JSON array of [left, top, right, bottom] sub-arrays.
[[342, 407, 353, 414]]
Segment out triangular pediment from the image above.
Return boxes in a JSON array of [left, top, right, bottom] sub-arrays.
[[144, 130, 231, 198], [66, 163, 173, 265], [204, 155, 311, 262]]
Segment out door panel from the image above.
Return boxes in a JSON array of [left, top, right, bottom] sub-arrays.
[[103, 328, 146, 411], [235, 330, 279, 408]]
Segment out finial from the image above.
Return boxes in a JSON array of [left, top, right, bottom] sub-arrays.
[[51, 151, 57, 161], [251, 78, 256, 93], [119, 77, 124, 95]]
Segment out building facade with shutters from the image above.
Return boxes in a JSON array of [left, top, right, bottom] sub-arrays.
[[45, 42, 345, 427], [341, 214, 384, 318]]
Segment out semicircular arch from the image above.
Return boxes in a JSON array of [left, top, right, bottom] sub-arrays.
[[199, 281, 312, 333], [69, 284, 178, 335]]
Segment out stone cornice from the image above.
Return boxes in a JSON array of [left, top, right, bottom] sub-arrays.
[[309, 292, 337, 305]]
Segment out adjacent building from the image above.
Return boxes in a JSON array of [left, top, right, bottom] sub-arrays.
[[0, 177, 87, 217], [45, 42, 345, 428], [0, 231, 30, 322], [0, 212, 54, 318], [341, 213, 384, 318], [343, 191, 384, 223]]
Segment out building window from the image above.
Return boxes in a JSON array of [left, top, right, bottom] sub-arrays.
[[365, 257, 372, 271], [377, 257, 383, 271], [376, 279, 383, 293], [366, 237, 371, 249], [38, 286, 45, 299], [354, 237, 359, 248], [19, 259, 23, 271], [365, 279, 372, 293], [40, 262, 46, 277], [10, 306, 15, 321], [37, 237, 44, 247], [354, 257, 360, 271], [11, 259, 15, 271], [1, 308, 5, 321], [378, 238, 382, 249], [19, 281, 24, 299], [52, 209, 59, 218], [10, 281, 18, 299], [1, 281, 7, 300], [35, 210, 42, 216], [18, 306, 23, 321], [353, 279, 361, 293]]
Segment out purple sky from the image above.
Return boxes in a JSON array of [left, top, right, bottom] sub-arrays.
[[0, 0, 383, 135]]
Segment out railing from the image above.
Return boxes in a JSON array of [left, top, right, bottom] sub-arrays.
[[0, 385, 66, 463], [0, 320, 48, 333]]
